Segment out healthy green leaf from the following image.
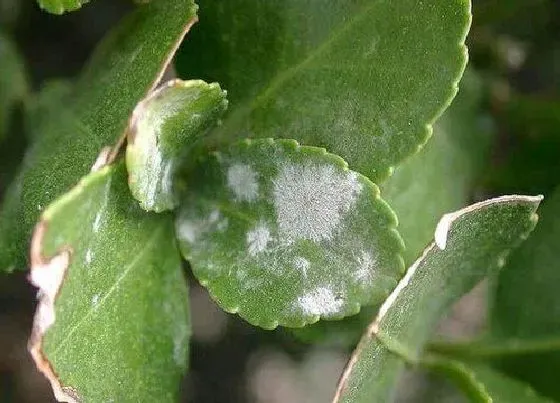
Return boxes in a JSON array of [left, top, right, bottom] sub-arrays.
[[0, 0, 197, 271], [36, 0, 89, 15], [421, 356, 554, 403], [333, 195, 541, 403], [176, 0, 471, 182], [175, 138, 404, 329], [0, 31, 27, 143], [126, 79, 228, 212], [487, 186, 560, 400], [29, 162, 190, 402]]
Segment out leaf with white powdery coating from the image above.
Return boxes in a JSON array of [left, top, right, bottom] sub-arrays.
[[333, 195, 541, 403], [176, 139, 404, 329], [177, 0, 471, 182], [0, 0, 197, 271], [126, 79, 228, 212], [29, 162, 190, 403]]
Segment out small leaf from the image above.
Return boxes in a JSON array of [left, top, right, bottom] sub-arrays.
[[0, 0, 197, 270], [333, 195, 541, 403], [36, 0, 89, 14], [126, 79, 228, 212], [176, 0, 471, 182], [422, 356, 554, 403], [29, 162, 190, 402], [175, 138, 404, 329]]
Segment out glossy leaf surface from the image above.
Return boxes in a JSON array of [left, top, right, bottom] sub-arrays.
[[177, 0, 471, 182], [334, 195, 541, 402], [127, 79, 227, 212], [29, 163, 190, 402], [0, 0, 197, 271], [176, 139, 404, 329]]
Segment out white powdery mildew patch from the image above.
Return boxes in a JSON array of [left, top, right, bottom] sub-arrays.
[[227, 163, 259, 202], [353, 250, 375, 284], [298, 287, 343, 316], [293, 257, 310, 278], [91, 294, 100, 307], [93, 212, 102, 233], [178, 220, 200, 243], [273, 164, 362, 244], [247, 222, 272, 256], [177, 209, 223, 245], [85, 249, 93, 265]]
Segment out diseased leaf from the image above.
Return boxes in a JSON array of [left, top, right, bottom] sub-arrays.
[[0, 31, 27, 143], [488, 186, 560, 400], [176, 0, 471, 182], [0, 0, 197, 271], [126, 79, 228, 212], [333, 195, 541, 403], [290, 69, 492, 345], [422, 356, 554, 403], [29, 162, 190, 402], [175, 138, 404, 329], [36, 0, 89, 14]]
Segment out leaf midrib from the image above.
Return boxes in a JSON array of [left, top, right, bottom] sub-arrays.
[[219, 1, 378, 129], [50, 222, 166, 358]]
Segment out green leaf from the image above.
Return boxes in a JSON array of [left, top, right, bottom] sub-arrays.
[[333, 195, 541, 402], [382, 69, 492, 265], [126, 79, 228, 212], [0, 31, 27, 143], [0, 0, 197, 271], [289, 69, 492, 345], [486, 186, 560, 400], [422, 356, 554, 403], [176, 0, 471, 182], [175, 138, 404, 329], [28, 162, 190, 402], [36, 0, 89, 15]]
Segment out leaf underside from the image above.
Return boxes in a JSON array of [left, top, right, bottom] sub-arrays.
[[334, 195, 541, 403], [176, 138, 404, 329], [126, 79, 228, 212]]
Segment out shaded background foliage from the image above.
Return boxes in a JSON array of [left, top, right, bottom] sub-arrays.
[[0, 0, 559, 402]]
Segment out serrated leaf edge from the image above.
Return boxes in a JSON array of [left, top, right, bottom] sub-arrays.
[[184, 137, 405, 330], [332, 194, 543, 402], [381, 0, 473, 183]]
